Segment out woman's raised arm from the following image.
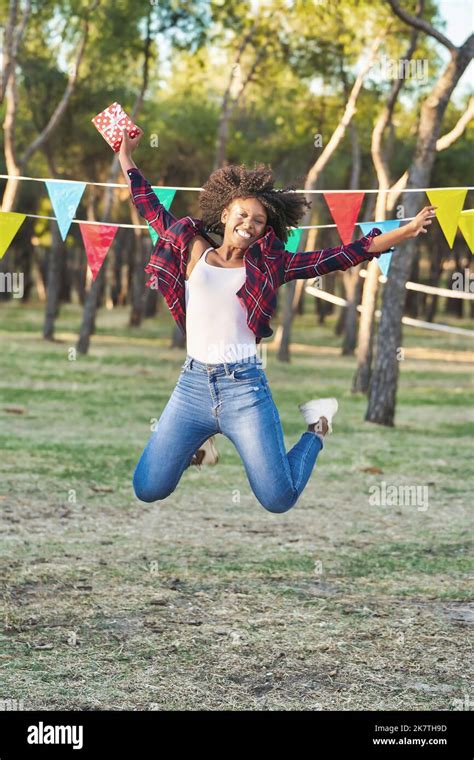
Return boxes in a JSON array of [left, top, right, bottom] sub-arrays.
[[118, 127, 177, 236], [366, 205, 437, 253]]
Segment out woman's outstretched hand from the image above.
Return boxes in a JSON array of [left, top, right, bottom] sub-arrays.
[[119, 126, 143, 157], [406, 205, 437, 237], [367, 205, 438, 253]]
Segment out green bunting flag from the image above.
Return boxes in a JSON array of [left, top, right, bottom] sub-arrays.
[[147, 188, 177, 245], [285, 227, 304, 253]]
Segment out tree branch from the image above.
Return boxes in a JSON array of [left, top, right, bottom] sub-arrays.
[[20, 0, 100, 167], [305, 24, 391, 191], [386, 0, 456, 52], [372, 0, 424, 217], [386, 93, 474, 211], [1, 0, 31, 104], [229, 46, 266, 114], [436, 95, 474, 150]]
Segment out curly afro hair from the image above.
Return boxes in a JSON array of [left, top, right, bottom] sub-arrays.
[[199, 163, 311, 244]]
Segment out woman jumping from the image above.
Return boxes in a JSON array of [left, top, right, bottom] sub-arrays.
[[119, 127, 436, 514]]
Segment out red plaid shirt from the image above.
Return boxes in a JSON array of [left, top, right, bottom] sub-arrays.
[[128, 167, 386, 343]]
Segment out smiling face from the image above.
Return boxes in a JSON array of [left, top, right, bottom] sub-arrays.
[[221, 197, 268, 249]]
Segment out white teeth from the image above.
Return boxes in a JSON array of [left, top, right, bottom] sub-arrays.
[[236, 229, 251, 238]]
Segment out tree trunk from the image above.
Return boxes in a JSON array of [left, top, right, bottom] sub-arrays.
[[366, 30, 474, 425], [43, 221, 65, 340], [112, 231, 123, 307], [352, 11, 422, 390], [129, 206, 149, 327], [77, 271, 103, 351], [75, 248, 87, 305], [76, 11, 152, 353], [274, 31, 387, 362], [20, 235, 34, 302], [144, 288, 159, 318], [1, 2, 91, 213], [171, 324, 185, 349], [42, 150, 67, 340], [213, 27, 264, 170], [352, 259, 380, 392], [277, 283, 295, 362], [338, 120, 361, 354], [424, 228, 444, 321], [342, 271, 363, 355], [77, 189, 102, 352], [445, 249, 464, 318]]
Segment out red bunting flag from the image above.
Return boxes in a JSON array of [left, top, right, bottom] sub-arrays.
[[323, 192, 365, 245], [79, 223, 118, 281]]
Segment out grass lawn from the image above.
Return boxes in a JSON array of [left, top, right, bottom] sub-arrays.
[[1, 300, 473, 710]]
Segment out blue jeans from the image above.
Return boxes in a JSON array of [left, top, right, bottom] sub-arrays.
[[133, 354, 323, 514]]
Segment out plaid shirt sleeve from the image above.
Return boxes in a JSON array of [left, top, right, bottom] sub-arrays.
[[127, 167, 177, 237], [281, 228, 391, 284]]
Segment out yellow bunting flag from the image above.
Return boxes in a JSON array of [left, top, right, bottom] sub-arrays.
[[0, 211, 26, 260], [458, 210, 474, 254], [426, 188, 467, 248]]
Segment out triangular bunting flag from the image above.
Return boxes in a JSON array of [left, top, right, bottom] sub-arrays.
[[147, 188, 176, 245], [79, 223, 118, 281], [323, 192, 365, 245], [426, 188, 467, 248], [285, 227, 304, 253], [458, 210, 474, 254], [359, 219, 401, 276], [0, 211, 26, 260], [45, 180, 86, 241]]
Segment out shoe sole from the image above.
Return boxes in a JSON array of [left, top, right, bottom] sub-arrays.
[[202, 437, 219, 465], [188, 437, 219, 468]]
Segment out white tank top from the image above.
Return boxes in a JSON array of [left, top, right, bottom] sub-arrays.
[[184, 246, 257, 363]]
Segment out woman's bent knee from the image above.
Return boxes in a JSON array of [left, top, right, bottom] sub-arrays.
[[133, 483, 175, 503], [259, 490, 299, 514], [132, 471, 175, 503]]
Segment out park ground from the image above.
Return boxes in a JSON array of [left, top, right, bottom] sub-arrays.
[[0, 302, 472, 710]]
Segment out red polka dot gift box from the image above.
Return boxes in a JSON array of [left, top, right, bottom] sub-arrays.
[[91, 102, 140, 152]]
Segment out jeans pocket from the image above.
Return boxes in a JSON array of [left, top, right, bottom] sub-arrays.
[[232, 365, 262, 381]]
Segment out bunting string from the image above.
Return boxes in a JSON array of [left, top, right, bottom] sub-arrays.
[[1, 210, 427, 230], [358, 269, 474, 300], [1, 174, 472, 278], [304, 284, 474, 337], [1, 174, 472, 193]]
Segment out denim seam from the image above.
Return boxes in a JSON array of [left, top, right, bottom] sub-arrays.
[[264, 378, 294, 489], [294, 433, 320, 492], [213, 376, 223, 433]]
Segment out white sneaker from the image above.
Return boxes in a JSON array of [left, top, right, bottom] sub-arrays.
[[200, 436, 219, 464], [188, 436, 219, 468], [298, 398, 339, 434]]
